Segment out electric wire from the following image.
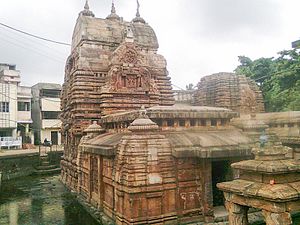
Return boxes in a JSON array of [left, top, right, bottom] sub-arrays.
[[0, 33, 66, 63], [0, 22, 71, 46], [0, 26, 69, 59]]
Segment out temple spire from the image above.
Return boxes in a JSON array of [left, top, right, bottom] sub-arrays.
[[132, 0, 145, 23], [136, 0, 140, 17], [80, 0, 95, 17], [111, 0, 116, 14], [106, 0, 120, 21], [84, 0, 90, 10]]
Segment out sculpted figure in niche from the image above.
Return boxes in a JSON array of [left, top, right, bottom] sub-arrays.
[[139, 68, 150, 90], [127, 75, 137, 88], [110, 67, 122, 91], [125, 26, 134, 38]]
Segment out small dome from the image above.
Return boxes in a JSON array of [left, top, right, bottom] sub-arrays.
[[132, 16, 146, 24], [128, 108, 159, 132], [84, 121, 105, 134], [106, 3, 120, 21], [80, 0, 95, 17]]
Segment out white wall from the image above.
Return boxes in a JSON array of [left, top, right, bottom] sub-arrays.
[[17, 111, 32, 123], [41, 98, 61, 111], [41, 129, 62, 145], [0, 82, 18, 130], [42, 119, 62, 129]]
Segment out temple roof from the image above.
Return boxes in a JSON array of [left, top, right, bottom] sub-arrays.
[[101, 105, 237, 123], [79, 129, 252, 159], [71, 13, 159, 51]]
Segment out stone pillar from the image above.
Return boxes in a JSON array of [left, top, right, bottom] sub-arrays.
[[162, 120, 168, 128], [202, 160, 214, 223], [262, 210, 292, 225], [225, 201, 249, 225], [174, 119, 179, 128], [185, 119, 190, 128], [206, 119, 211, 127]]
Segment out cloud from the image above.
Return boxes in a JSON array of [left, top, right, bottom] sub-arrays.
[[179, 0, 283, 40], [0, 0, 299, 89]]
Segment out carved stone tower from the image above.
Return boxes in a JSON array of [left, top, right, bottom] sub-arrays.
[[61, 1, 174, 191]]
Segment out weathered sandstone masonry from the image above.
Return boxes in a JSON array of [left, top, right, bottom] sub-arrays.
[[60, 2, 272, 224], [193, 72, 265, 114], [218, 143, 300, 225], [62, 106, 254, 224], [61, 2, 174, 193]]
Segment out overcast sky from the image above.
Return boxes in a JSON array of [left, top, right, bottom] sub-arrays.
[[0, 0, 299, 89]]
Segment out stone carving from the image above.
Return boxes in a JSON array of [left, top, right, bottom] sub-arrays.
[[125, 26, 134, 38], [109, 66, 151, 92], [120, 48, 138, 64]]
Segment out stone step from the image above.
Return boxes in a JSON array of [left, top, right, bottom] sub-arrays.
[[36, 165, 57, 170], [41, 161, 50, 166], [34, 167, 61, 175]]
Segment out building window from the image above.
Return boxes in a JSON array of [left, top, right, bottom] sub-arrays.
[[42, 111, 60, 119], [18, 102, 30, 111], [0, 102, 9, 112], [40, 89, 60, 98]]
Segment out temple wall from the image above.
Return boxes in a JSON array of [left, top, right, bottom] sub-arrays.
[[74, 151, 213, 224]]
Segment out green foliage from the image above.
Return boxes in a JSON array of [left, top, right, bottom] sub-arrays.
[[235, 49, 300, 112]]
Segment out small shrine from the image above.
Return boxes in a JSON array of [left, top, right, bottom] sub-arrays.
[[217, 142, 300, 225]]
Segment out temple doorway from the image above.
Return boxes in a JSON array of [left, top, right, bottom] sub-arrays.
[[212, 160, 231, 206]]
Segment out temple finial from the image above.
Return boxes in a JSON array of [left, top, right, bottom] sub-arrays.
[[107, 0, 120, 21], [136, 0, 140, 17], [111, 0, 116, 14], [84, 0, 89, 10], [132, 0, 145, 23], [80, 0, 95, 17]]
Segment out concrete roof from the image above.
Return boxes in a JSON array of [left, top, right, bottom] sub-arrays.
[[31, 83, 62, 90]]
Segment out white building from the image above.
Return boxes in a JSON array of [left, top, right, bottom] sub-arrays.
[[0, 63, 33, 147], [17, 85, 33, 143], [31, 83, 62, 145]]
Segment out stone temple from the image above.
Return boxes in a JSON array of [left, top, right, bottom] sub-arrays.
[[61, 2, 300, 225], [193, 72, 265, 114]]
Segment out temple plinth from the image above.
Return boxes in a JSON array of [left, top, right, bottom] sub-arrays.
[[217, 143, 300, 225]]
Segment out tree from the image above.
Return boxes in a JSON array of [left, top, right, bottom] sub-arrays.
[[235, 49, 300, 112]]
